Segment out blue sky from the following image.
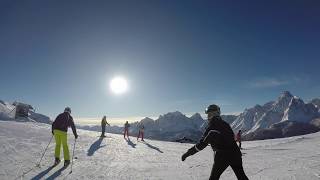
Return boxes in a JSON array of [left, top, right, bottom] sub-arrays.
[[0, 0, 319, 120]]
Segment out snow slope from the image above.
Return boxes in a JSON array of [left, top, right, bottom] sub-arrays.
[[0, 100, 51, 124], [1, 121, 320, 180], [0, 101, 15, 120]]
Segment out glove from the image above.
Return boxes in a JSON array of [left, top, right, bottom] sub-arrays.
[[75, 134, 78, 139], [181, 152, 189, 161]]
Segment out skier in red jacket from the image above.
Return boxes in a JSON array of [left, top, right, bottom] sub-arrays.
[[235, 130, 242, 149], [137, 122, 145, 141]]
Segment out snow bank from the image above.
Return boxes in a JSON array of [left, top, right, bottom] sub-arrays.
[[0, 100, 51, 124]]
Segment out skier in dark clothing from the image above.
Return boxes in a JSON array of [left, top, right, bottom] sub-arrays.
[[52, 107, 78, 167], [101, 115, 110, 137], [181, 104, 249, 180], [124, 121, 130, 139]]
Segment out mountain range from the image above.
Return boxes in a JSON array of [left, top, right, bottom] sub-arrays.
[[231, 91, 320, 140], [1, 91, 319, 141], [78, 91, 320, 141]]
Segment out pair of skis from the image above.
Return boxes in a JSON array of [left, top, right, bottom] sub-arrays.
[[43, 138, 77, 174], [16, 138, 77, 179]]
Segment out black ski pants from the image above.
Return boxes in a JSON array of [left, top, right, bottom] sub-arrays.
[[101, 125, 106, 136], [209, 150, 249, 180]]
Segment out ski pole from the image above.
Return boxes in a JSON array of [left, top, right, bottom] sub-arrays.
[[70, 138, 77, 173], [37, 135, 53, 167]]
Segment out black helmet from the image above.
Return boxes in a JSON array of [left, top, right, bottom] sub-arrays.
[[205, 104, 220, 115], [64, 107, 71, 114]]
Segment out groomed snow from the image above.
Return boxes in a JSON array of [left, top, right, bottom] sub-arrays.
[[1, 121, 320, 180]]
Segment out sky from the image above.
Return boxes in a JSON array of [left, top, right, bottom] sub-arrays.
[[0, 0, 320, 122]]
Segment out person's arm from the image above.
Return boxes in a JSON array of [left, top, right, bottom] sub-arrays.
[[182, 127, 221, 161], [51, 121, 55, 135], [51, 116, 58, 135], [69, 116, 78, 139]]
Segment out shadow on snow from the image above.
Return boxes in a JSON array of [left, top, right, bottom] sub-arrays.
[[125, 138, 136, 148], [31, 166, 54, 180], [141, 141, 163, 153], [45, 165, 68, 180], [87, 137, 105, 156]]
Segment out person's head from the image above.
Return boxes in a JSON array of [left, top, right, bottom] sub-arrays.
[[103, 115, 106, 119], [64, 107, 71, 114], [205, 104, 220, 121]]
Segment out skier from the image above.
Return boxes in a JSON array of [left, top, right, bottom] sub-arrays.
[[235, 130, 242, 149], [124, 121, 130, 139], [137, 122, 145, 141], [181, 104, 249, 180], [52, 107, 78, 167], [100, 115, 110, 137]]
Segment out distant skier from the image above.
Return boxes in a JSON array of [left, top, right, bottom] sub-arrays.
[[124, 121, 130, 139], [100, 115, 110, 137], [181, 104, 248, 180], [52, 107, 78, 167], [235, 130, 242, 149], [137, 122, 145, 141]]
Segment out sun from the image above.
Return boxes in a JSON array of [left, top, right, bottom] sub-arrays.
[[109, 77, 128, 95]]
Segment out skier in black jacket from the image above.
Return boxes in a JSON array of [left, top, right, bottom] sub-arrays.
[[52, 107, 78, 167], [181, 104, 249, 180]]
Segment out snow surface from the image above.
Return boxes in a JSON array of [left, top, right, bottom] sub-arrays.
[[1, 121, 320, 180]]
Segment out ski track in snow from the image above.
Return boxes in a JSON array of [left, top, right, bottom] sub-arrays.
[[1, 121, 320, 180]]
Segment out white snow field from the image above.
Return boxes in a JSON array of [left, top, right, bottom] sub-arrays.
[[1, 121, 320, 180]]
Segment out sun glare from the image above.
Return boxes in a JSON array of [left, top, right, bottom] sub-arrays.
[[110, 77, 128, 95]]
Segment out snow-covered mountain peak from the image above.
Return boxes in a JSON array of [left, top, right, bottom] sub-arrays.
[[262, 101, 275, 111], [281, 97, 319, 123], [279, 91, 293, 99], [272, 91, 294, 113], [140, 117, 154, 124], [290, 96, 305, 106], [232, 91, 320, 137], [311, 98, 320, 108], [253, 104, 262, 109], [153, 111, 200, 135], [159, 111, 186, 120], [190, 113, 203, 121]]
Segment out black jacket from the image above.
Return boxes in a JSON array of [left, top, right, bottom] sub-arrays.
[[186, 116, 240, 156], [52, 112, 77, 137]]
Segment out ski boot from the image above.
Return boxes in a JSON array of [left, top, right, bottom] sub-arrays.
[[53, 158, 60, 167], [64, 160, 70, 167]]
